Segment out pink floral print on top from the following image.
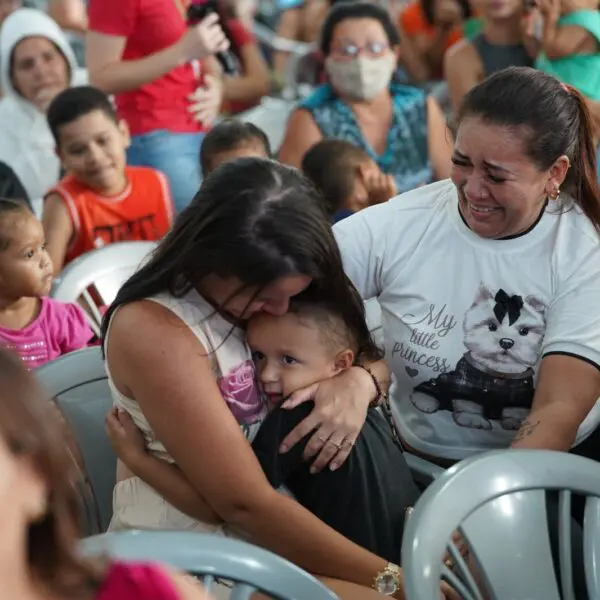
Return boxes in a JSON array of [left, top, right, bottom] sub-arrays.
[[218, 359, 265, 424]]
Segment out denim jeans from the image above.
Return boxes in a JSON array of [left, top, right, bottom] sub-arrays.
[[127, 130, 205, 214]]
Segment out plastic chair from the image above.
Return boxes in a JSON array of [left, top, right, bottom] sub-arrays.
[[80, 530, 339, 600], [35, 346, 115, 535], [51, 241, 156, 336], [401, 449, 600, 600]]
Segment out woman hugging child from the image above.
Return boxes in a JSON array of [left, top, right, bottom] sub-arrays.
[[107, 282, 420, 566], [0, 199, 93, 368]]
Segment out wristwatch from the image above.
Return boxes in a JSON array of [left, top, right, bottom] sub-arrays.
[[373, 562, 402, 596]]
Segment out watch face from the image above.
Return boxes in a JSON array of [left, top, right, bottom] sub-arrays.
[[376, 572, 399, 595]]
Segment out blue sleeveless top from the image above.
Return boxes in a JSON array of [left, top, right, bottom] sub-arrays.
[[299, 83, 432, 192]]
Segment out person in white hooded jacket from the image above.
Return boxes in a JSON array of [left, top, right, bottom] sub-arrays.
[[0, 8, 86, 213]]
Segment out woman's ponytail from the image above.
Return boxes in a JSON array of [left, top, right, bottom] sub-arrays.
[[564, 85, 600, 233]]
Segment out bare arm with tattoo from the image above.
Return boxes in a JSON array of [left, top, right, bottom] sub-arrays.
[[511, 355, 600, 451]]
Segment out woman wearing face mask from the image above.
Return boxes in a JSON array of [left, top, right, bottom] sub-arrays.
[[278, 1, 453, 193], [0, 8, 86, 210]]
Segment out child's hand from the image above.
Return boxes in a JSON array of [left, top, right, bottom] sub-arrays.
[[361, 164, 397, 206], [538, 0, 560, 24], [105, 407, 148, 467]]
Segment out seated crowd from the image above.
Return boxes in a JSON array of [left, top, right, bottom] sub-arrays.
[[0, 0, 599, 598]]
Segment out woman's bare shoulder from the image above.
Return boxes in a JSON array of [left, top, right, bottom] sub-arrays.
[[106, 298, 205, 384]]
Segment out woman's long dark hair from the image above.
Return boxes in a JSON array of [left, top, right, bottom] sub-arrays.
[[101, 158, 357, 343], [457, 67, 600, 232]]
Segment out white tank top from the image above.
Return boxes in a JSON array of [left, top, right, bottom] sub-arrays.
[[105, 288, 267, 463]]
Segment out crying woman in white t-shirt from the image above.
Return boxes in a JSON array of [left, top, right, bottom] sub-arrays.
[[335, 66, 600, 465]]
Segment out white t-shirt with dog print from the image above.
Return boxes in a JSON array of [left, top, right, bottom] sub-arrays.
[[334, 179, 600, 461]]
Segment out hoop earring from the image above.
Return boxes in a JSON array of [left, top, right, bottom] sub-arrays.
[[549, 187, 560, 200]]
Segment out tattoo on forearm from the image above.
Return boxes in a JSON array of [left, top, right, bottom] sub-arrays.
[[513, 419, 541, 443]]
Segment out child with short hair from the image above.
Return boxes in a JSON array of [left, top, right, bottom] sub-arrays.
[[301, 139, 397, 223], [107, 285, 420, 563], [0, 199, 93, 369], [43, 86, 175, 274], [199, 118, 272, 175]]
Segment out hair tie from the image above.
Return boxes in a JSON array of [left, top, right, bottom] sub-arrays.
[[561, 82, 570, 93]]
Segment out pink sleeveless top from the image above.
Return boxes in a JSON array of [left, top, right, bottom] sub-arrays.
[[96, 562, 180, 600]]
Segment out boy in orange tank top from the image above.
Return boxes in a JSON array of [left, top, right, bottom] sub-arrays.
[[42, 86, 175, 273]]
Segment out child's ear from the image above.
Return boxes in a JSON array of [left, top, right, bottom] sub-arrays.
[[332, 349, 355, 374]]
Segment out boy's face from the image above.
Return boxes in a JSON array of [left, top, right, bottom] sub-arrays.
[[56, 109, 130, 195], [247, 312, 351, 403], [208, 142, 269, 173]]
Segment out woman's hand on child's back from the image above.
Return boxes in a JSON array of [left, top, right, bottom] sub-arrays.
[[105, 407, 147, 468]]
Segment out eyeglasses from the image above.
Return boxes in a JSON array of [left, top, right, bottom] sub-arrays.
[[330, 41, 390, 58]]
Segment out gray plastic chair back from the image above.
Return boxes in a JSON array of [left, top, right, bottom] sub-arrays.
[[35, 346, 115, 534], [401, 449, 600, 600], [80, 530, 339, 600], [51, 241, 156, 336]]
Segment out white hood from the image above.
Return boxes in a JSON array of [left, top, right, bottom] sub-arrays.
[[0, 8, 87, 205], [0, 8, 79, 98]]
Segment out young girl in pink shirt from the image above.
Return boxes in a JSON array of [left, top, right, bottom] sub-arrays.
[[0, 199, 92, 369]]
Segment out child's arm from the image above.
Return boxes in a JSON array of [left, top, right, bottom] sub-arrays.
[[105, 408, 222, 524], [539, 0, 597, 58], [57, 303, 95, 353], [43, 193, 74, 275]]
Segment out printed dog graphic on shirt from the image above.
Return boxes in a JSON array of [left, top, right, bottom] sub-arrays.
[[410, 284, 547, 430]]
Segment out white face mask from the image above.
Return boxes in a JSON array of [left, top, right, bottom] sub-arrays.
[[325, 54, 396, 101]]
